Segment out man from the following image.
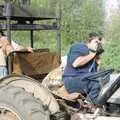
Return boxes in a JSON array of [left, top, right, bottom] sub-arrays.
[[0, 32, 13, 77], [62, 32, 104, 106], [0, 31, 32, 78]]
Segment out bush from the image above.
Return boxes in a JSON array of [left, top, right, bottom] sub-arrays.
[[101, 14, 120, 70], [61, 0, 104, 54]]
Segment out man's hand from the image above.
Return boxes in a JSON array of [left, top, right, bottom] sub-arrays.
[[0, 36, 10, 46], [96, 43, 104, 55], [72, 51, 96, 68], [89, 39, 98, 52], [27, 47, 33, 52]]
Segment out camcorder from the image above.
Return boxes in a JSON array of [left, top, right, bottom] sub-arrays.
[[96, 43, 104, 55], [89, 43, 104, 55]]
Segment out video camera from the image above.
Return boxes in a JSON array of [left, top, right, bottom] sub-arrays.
[[89, 43, 104, 55], [96, 42, 104, 55]]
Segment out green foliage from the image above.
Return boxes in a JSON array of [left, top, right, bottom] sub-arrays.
[[10, 0, 104, 55], [61, 0, 104, 54], [2, 0, 120, 71], [0, 0, 104, 57], [12, 30, 57, 51], [101, 14, 120, 70], [11, 0, 58, 51]]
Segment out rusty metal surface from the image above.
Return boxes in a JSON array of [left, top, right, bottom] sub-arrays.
[[8, 51, 60, 80]]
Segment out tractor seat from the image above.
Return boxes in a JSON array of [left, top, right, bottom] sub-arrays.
[[52, 86, 85, 101]]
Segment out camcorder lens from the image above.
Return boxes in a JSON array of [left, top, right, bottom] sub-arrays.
[[97, 43, 104, 55], [99, 37, 102, 41]]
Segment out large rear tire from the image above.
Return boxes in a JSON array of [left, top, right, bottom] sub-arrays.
[[0, 84, 50, 120], [0, 74, 60, 114]]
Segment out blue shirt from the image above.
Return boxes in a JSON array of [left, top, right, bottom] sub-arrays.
[[63, 43, 97, 77]]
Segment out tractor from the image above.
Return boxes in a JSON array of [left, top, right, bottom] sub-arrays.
[[0, 0, 120, 120]]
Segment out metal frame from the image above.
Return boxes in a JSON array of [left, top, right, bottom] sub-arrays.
[[0, 0, 61, 74]]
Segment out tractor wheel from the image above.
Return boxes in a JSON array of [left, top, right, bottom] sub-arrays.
[[0, 74, 60, 114], [0, 84, 50, 120]]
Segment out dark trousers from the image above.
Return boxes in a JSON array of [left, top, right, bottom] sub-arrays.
[[63, 72, 105, 104]]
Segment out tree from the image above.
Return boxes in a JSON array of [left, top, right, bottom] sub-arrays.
[[61, 0, 104, 54], [101, 14, 120, 70]]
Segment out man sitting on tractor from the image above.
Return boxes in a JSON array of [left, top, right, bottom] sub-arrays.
[[62, 32, 104, 108]]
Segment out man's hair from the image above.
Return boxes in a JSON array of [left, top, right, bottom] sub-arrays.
[[88, 32, 103, 42], [89, 32, 99, 38]]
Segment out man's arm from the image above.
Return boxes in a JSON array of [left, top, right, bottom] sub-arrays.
[[0, 36, 13, 55], [12, 41, 33, 52], [72, 52, 96, 68]]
